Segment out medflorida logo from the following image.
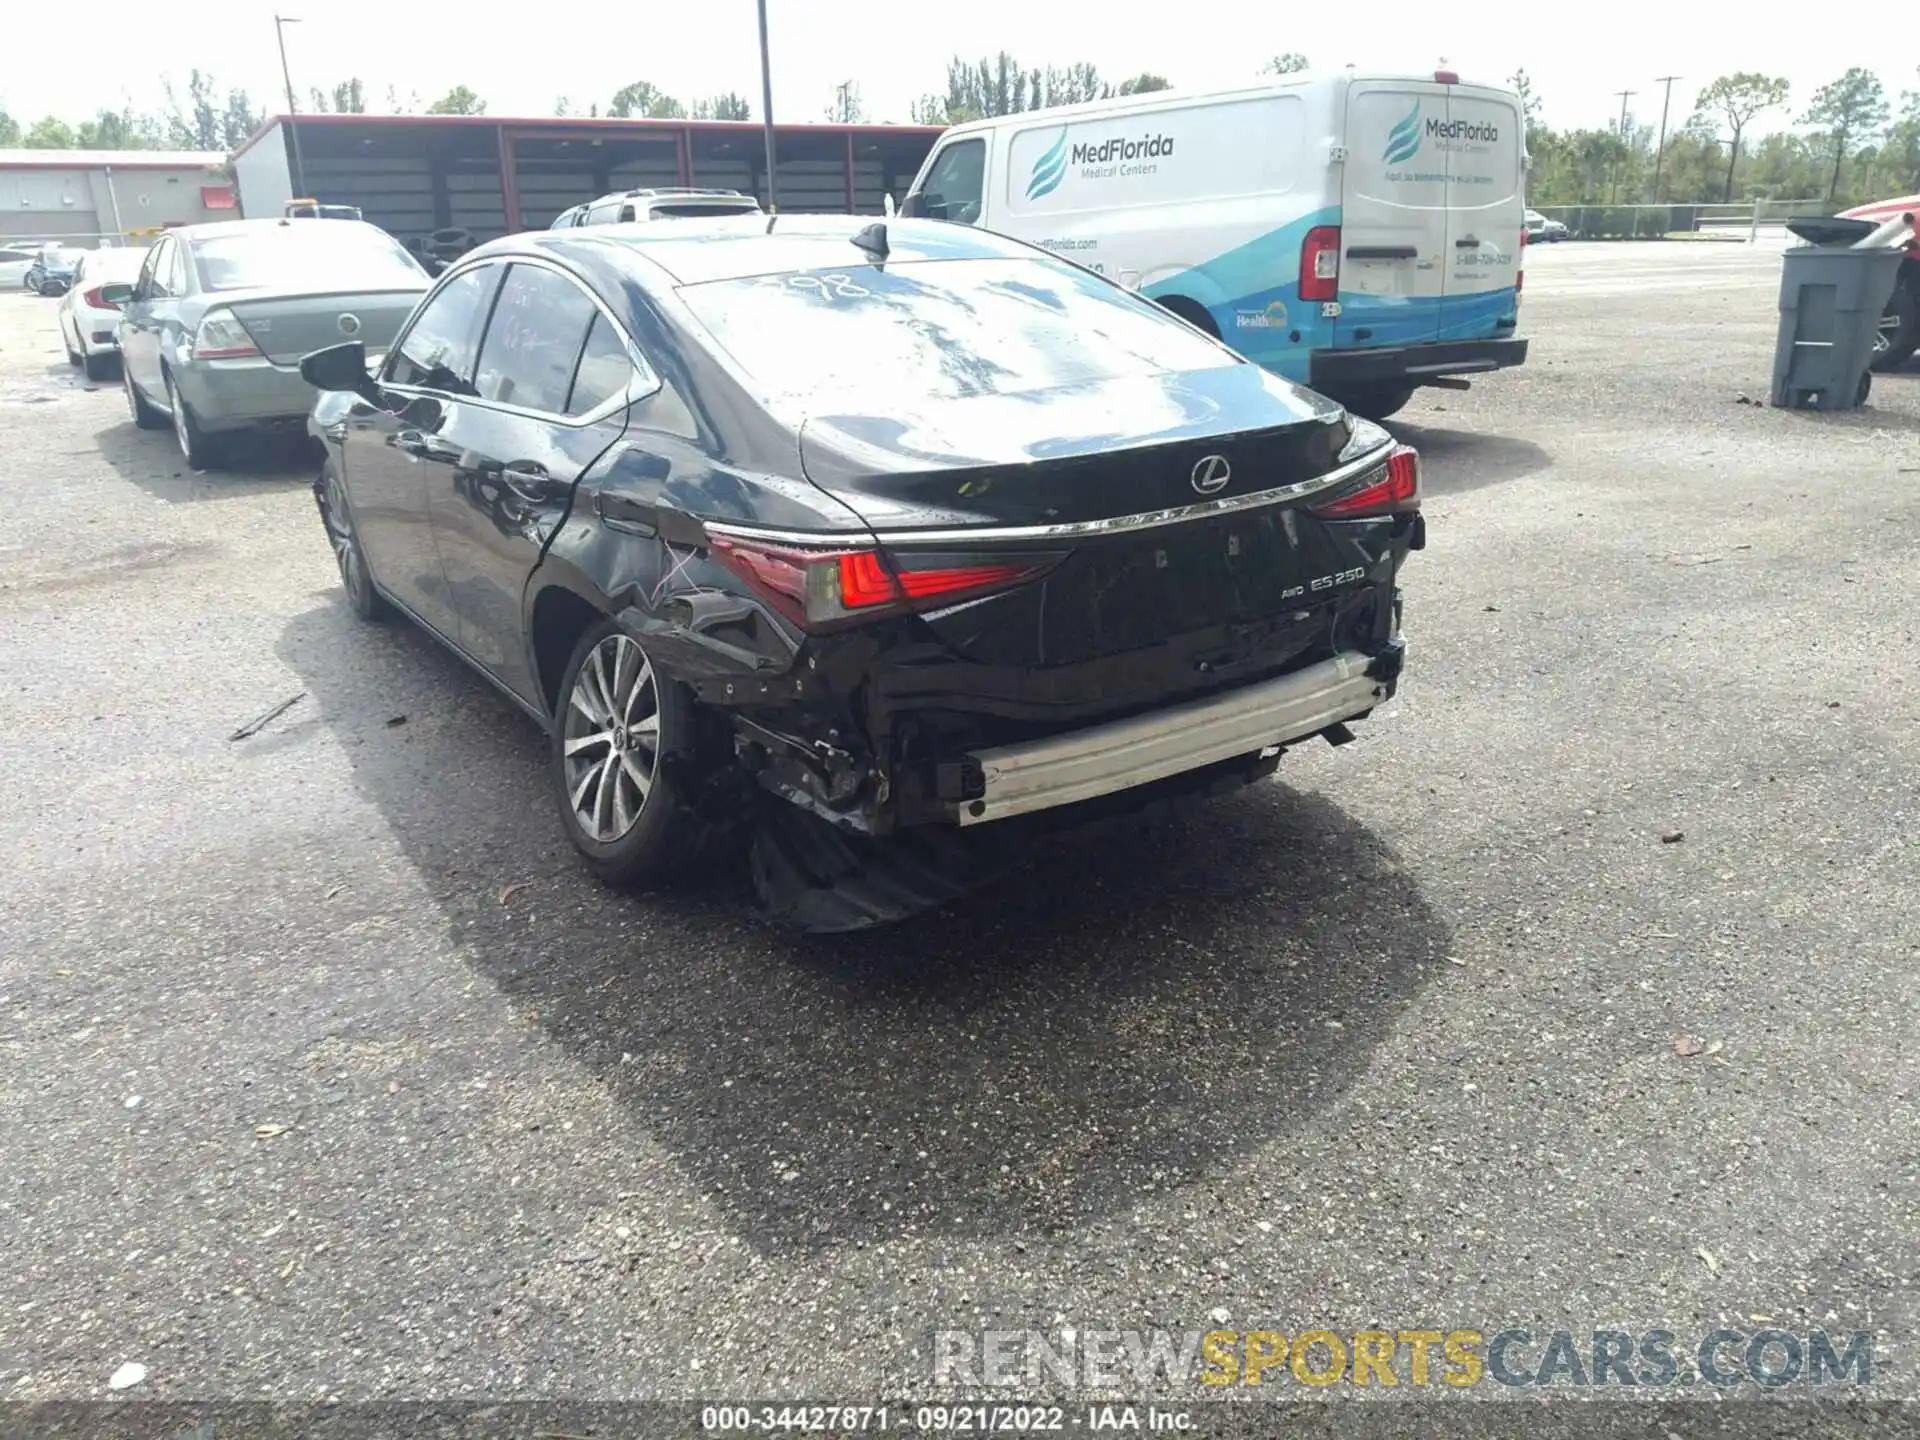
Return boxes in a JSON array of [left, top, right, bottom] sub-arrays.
[[1027, 126, 1176, 199], [1027, 128, 1070, 200], [1383, 102, 1422, 164]]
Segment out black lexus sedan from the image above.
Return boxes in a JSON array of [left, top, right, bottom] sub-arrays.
[[302, 215, 1422, 929]]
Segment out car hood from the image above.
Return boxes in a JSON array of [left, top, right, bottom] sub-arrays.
[[795, 361, 1353, 530]]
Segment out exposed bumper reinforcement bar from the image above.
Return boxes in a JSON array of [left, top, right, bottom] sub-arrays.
[[953, 649, 1393, 826]]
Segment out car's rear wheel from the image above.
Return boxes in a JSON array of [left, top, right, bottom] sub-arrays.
[[1338, 385, 1416, 421], [82, 349, 115, 382], [1869, 276, 1916, 372], [552, 620, 727, 886], [63, 321, 81, 367], [166, 371, 226, 470], [317, 459, 390, 622], [123, 364, 166, 430]]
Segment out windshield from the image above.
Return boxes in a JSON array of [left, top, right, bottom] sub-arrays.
[[191, 224, 425, 293], [42, 247, 83, 268], [678, 257, 1236, 409]]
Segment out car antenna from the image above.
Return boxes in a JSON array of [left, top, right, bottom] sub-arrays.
[[850, 222, 889, 261]]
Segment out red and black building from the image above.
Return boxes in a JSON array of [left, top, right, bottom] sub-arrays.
[[230, 113, 943, 248]]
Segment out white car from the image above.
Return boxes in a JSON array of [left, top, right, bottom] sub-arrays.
[[58, 246, 148, 379], [1525, 208, 1569, 243], [0, 244, 39, 288]]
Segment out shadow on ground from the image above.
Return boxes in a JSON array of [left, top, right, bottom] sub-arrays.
[[277, 597, 1451, 1252], [1388, 420, 1552, 496], [92, 407, 319, 505]]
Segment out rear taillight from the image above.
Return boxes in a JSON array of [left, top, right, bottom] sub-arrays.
[[1310, 444, 1420, 519], [82, 286, 121, 312], [191, 308, 261, 360], [1299, 225, 1340, 303], [709, 537, 1059, 631]]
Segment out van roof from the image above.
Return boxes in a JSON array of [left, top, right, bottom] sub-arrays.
[[937, 72, 1511, 134]]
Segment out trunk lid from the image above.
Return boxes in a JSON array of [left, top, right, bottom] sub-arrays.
[[797, 362, 1352, 529], [799, 366, 1397, 674], [221, 288, 425, 365]]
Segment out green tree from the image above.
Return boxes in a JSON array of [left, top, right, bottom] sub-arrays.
[[425, 86, 486, 116], [76, 109, 149, 149], [1695, 73, 1789, 201], [1803, 67, 1889, 202], [1116, 73, 1172, 97], [309, 78, 366, 114], [825, 80, 865, 123], [1509, 68, 1541, 129], [163, 70, 257, 149], [1040, 63, 1108, 106], [0, 108, 21, 146], [1265, 53, 1310, 76], [691, 93, 751, 121], [910, 94, 953, 125], [608, 81, 683, 119], [23, 116, 77, 148]]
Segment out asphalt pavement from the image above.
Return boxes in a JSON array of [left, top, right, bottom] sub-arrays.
[[0, 242, 1916, 1419]]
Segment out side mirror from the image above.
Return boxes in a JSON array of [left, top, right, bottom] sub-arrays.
[[301, 340, 379, 400], [98, 282, 136, 306]]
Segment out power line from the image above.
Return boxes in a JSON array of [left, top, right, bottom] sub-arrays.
[[1611, 89, 1637, 202]]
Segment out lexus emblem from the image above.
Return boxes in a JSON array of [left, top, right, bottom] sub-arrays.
[[337, 313, 361, 337], [1190, 454, 1232, 495]]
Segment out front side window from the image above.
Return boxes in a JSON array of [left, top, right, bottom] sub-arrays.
[[472, 264, 599, 414], [679, 256, 1236, 411], [915, 140, 986, 225], [388, 264, 498, 394]]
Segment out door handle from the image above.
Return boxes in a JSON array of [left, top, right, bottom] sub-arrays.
[[501, 463, 560, 503], [395, 429, 430, 457], [1454, 236, 1482, 249]]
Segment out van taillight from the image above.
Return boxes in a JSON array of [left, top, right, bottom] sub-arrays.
[[1300, 226, 1340, 302]]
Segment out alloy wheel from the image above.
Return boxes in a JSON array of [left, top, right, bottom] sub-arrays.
[[1874, 312, 1897, 354], [320, 471, 364, 597], [562, 633, 660, 844], [169, 377, 192, 459]]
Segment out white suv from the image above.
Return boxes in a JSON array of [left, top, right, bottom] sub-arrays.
[[551, 188, 763, 228]]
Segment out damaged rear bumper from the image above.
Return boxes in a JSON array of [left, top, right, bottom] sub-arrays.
[[950, 646, 1397, 825]]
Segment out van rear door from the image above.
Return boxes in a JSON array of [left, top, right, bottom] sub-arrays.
[[1440, 84, 1524, 339], [1336, 80, 1449, 349]]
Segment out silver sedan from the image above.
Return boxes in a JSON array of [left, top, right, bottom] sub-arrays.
[[107, 218, 431, 469]]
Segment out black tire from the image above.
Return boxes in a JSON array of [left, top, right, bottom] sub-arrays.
[[123, 363, 167, 430], [1154, 294, 1221, 339], [82, 349, 116, 382], [63, 321, 82, 367], [316, 459, 391, 622], [1338, 385, 1417, 421], [1870, 276, 1916, 373], [551, 618, 730, 887], [165, 370, 227, 470]]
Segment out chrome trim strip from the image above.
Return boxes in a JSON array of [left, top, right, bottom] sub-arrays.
[[701, 441, 1394, 550], [954, 649, 1390, 826]]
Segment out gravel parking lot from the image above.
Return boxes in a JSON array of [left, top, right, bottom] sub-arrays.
[[1, 241, 1916, 1415]]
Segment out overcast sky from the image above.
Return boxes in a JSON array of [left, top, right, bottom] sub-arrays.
[[5, 0, 1910, 140]]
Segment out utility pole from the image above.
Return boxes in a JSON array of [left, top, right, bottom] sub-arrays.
[[756, 0, 778, 214], [1610, 88, 1636, 202], [1651, 75, 1680, 204], [273, 15, 308, 200]]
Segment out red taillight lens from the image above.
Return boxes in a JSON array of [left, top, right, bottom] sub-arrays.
[[710, 537, 1058, 631], [82, 285, 121, 312], [1299, 225, 1340, 302], [1310, 444, 1420, 519]]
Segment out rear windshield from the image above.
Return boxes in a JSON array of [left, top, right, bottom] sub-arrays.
[[192, 224, 425, 293], [677, 257, 1235, 407]]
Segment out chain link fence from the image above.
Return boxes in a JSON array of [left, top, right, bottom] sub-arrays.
[[1531, 199, 1827, 242]]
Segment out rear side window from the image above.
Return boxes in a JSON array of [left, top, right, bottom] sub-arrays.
[[473, 263, 599, 414], [389, 265, 498, 394], [915, 140, 985, 224], [565, 314, 636, 416]]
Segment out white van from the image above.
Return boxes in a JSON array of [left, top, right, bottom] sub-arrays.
[[901, 70, 1529, 420]]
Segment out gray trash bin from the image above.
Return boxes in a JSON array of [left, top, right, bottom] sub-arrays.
[[1770, 245, 1905, 410]]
